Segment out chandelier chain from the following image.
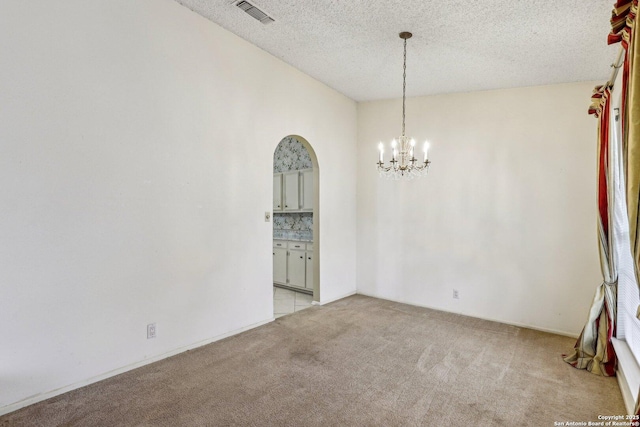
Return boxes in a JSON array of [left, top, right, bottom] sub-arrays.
[[402, 37, 407, 137]]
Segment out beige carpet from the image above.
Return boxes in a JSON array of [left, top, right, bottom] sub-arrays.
[[0, 295, 625, 426]]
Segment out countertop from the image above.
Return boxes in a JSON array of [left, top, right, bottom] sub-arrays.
[[274, 237, 313, 243]]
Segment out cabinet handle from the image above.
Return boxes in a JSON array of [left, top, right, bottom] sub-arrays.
[[308, 257, 311, 260], [300, 256, 303, 259]]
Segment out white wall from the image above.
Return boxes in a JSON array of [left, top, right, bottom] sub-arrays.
[[357, 82, 601, 336], [0, 0, 357, 413]]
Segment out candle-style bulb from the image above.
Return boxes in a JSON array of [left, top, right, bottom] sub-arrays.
[[424, 141, 430, 162]]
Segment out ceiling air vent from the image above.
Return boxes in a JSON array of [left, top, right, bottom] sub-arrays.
[[235, 1, 275, 24]]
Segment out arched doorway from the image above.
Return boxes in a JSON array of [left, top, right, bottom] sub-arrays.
[[272, 135, 319, 317]]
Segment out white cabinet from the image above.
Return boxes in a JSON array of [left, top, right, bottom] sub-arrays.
[[273, 169, 313, 213], [283, 172, 300, 211], [305, 250, 314, 289], [301, 170, 313, 211], [273, 245, 287, 284], [273, 174, 283, 211], [288, 249, 306, 287], [273, 240, 314, 292]]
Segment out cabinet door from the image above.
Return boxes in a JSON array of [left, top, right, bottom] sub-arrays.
[[283, 172, 299, 211], [273, 174, 283, 211], [273, 247, 287, 284], [288, 249, 306, 288], [305, 251, 314, 290], [301, 170, 313, 210]]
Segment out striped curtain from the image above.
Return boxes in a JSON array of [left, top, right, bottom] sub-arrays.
[[563, 86, 617, 377], [610, 1, 639, 303], [608, 0, 640, 415]]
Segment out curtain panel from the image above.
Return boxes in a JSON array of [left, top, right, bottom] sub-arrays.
[[563, 87, 617, 377], [610, 1, 640, 315], [608, 0, 640, 414]]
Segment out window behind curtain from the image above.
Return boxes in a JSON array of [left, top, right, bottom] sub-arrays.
[[612, 76, 640, 364]]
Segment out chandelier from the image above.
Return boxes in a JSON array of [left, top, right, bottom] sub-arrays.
[[377, 32, 431, 179]]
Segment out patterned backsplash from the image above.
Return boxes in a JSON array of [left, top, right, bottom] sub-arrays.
[[273, 136, 314, 241], [273, 136, 313, 173], [273, 213, 313, 241]]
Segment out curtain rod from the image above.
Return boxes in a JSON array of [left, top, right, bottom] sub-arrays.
[[608, 46, 625, 88]]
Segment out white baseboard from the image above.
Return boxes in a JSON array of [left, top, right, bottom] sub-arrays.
[[316, 290, 357, 306], [612, 338, 638, 415], [355, 291, 579, 338], [0, 317, 274, 417]]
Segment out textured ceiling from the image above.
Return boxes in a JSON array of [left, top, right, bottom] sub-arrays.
[[174, 0, 618, 102]]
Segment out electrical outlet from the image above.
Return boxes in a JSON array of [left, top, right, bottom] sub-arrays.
[[147, 323, 156, 339], [453, 289, 459, 299], [265, 212, 271, 222]]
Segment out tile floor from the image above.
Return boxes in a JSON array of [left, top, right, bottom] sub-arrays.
[[273, 286, 313, 318]]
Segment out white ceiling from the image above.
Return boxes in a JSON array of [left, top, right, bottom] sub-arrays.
[[174, 0, 618, 102]]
